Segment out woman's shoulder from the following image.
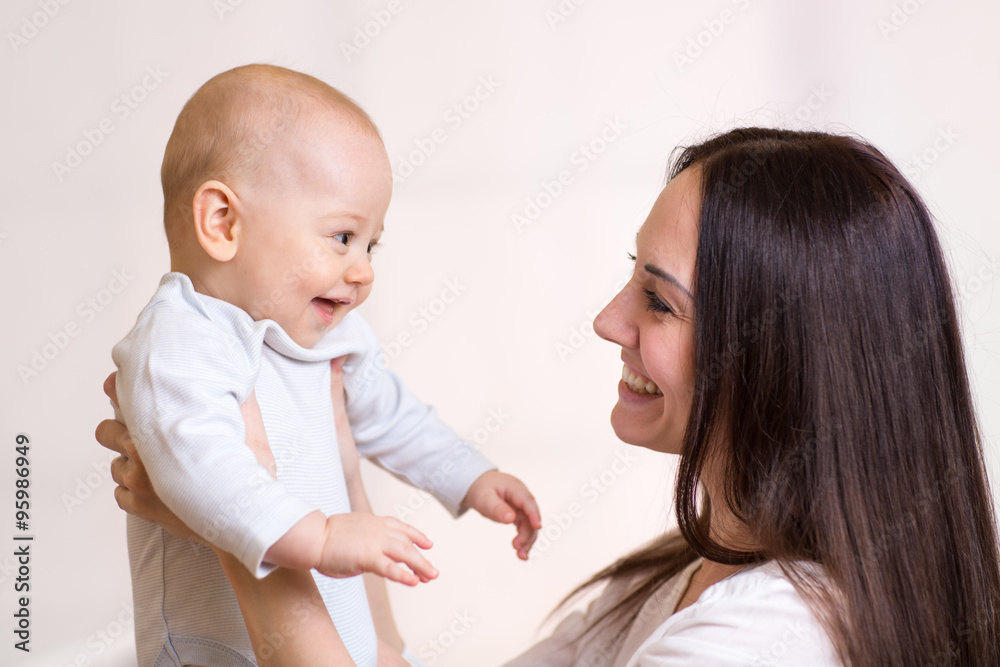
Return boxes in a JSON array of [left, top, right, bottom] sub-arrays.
[[626, 560, 841, 666]]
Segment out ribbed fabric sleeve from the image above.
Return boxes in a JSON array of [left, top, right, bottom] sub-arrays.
[[337, 314, 497, 517], [112, 274, 317, 577]]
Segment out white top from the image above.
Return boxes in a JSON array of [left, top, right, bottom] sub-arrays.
[[113, 273, 495, 667], [505, 559, 841, 666]]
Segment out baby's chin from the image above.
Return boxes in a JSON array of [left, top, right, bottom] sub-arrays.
[[283, 318, 350, 349]]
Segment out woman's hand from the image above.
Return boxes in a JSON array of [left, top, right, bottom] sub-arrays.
[[96, 373, 278, 544], [95, 372, 202, 542], [97, 371, 355, 664]]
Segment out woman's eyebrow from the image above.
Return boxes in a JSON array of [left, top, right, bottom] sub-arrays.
[[644, 262, 693, 301]]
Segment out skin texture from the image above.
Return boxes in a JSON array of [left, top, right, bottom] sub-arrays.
[[593, 166, 750, 612], [180, 109, 391, 349], [593, 166, 700, 456]]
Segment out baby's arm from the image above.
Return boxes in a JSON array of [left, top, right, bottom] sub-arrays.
[[115, 297, 435, 584], [263, 508, 436, 584], [339, 314, 542, 559], [263, 360, 437, 585]]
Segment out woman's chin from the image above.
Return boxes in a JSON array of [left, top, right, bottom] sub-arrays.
[[609, 396, 680, 454]]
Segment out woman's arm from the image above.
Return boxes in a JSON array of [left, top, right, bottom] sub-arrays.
[[214, 546, 355, 666], [330, 358, 406, 654]]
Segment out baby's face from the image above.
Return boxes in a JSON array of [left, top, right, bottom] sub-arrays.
[[230, 113, 392, 348]]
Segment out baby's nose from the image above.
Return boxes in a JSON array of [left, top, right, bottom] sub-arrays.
[[347, 255, 374, 286]]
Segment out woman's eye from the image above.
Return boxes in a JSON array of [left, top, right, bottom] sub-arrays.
[[643, 288, 673, 315], [332, 232, 351, 246]]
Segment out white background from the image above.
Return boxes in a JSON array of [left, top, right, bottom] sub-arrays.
[[1, 1, 998, 665]]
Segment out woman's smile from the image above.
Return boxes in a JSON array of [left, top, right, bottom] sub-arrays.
[[621, 363, 664, 396]]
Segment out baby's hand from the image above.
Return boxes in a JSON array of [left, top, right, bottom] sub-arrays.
[[462, 471, 542, 560], [318, 513, 438, 586]]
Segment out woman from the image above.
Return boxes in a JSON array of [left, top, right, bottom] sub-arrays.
[[98, 127, 1000, 665]]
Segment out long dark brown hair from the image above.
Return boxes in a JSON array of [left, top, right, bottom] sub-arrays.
[[567, 127, 1000, 666]]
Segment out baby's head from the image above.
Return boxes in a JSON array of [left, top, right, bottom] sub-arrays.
[[161, 64, 391, 348]]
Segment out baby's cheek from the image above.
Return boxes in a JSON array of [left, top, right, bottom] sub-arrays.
[[355, 284, 374, 307]]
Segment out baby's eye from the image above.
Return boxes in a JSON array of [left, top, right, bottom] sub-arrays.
[[331, 232, 351, 246], [367, 240, 380, 256]]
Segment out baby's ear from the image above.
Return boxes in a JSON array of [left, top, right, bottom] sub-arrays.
[[192, 180, 240, 262]]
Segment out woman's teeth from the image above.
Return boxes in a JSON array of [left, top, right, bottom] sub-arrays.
[[622, 365, 663, 396]]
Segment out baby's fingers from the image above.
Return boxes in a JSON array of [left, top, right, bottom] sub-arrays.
[[396, 521, 433, 551], [512, 512, 539, 560], [476, 490, 517, 524], [504, 483, 542, 531], [389, 541, 438, 582], [378, 560, 421, 587]]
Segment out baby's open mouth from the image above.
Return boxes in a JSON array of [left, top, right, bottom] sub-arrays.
[[312, 297, 337, 316], [622, 364, 663, 396]]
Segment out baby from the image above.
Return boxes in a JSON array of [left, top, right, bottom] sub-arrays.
[[112, 64, 540, 667]]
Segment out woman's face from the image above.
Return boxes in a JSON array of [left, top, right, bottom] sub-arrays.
[[594, 166, 700, 454]]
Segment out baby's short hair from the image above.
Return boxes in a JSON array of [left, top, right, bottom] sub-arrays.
[[160, 64, 379, 252]]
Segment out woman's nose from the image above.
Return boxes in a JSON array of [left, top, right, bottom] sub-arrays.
[[594, 286, 638, 350]]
